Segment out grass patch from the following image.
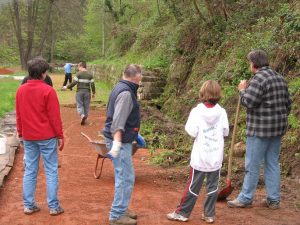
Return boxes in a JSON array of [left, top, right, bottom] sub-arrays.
[[56, 80, 112, 105], [0, 78, 20, 118], [51, 74, 112, 105]]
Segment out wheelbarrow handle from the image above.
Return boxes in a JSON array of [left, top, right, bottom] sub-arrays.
[[81, 132, 92, 142]]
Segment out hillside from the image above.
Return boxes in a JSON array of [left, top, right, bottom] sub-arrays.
[[86, 0, 300, 180]]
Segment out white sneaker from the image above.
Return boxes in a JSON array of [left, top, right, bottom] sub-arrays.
[[201, 213, 214, 223], [166, 211, 188, 222]]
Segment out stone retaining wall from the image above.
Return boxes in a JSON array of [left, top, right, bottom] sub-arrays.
[[88, 65, 166, 100]]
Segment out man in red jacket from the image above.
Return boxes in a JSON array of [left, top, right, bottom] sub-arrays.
[[16, 57, 64, 216]]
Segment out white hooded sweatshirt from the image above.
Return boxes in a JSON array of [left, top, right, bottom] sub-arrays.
[[185, 103, 229, 172]]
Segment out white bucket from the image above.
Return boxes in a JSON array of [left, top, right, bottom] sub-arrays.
[[0, 134, 7, 154]]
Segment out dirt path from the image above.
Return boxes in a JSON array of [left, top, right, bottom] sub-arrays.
[[0, 106, 299, 225]]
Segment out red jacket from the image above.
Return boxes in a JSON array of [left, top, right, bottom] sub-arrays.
[[16, 80, 63, 140]]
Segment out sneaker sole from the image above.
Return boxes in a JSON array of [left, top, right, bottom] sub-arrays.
[[228, 203, 253, 208], [166, 216, 188, 222], [109, 219, 137, 225], [24, 208, 40, 215], [49, 210, 64, 216]]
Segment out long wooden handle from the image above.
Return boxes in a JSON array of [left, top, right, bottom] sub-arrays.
[[227, 97, 241, 179], [81, 132, 92, 142]]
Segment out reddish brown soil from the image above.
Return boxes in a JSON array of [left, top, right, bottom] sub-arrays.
[[0, 106, 299, 225], [0, 68, 13, 74]]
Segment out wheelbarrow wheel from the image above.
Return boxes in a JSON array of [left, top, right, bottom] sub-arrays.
[[94, 155, 107, 179]]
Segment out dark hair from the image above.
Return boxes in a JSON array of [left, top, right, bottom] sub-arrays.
[[199, 80, 222, 105], [27, 57, 49, 79], [247, 50, 269, 69], [78, 61, 87, 68], [123, 64, 142, 78]]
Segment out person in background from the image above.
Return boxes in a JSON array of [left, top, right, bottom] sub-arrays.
[[166, 80, 229, 224], [227, 50, 292, 209], [66, 61, 95, 125], [22, 74, 53, 87], [62, 62, 76, 90], [16, 56, 65, 216], [102, 64, 143, 225]]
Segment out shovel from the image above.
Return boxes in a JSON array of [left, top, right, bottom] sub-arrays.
[[217, 97, 241, 201]]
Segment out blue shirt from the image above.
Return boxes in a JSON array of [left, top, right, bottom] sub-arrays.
[[64, 63, 72, 73]]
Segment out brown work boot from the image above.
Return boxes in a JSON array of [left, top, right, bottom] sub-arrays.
[[109, 215, 137, 225], [125, 209, 137, 219]]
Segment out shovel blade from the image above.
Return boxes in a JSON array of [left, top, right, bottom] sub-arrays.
[[217, 181, 234, 201]]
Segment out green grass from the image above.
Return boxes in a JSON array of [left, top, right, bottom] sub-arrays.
[[94, 80, 112, 104], [0, 78, 20, 118], [56, 80, 112, 105], [11, 71, 27, 76]]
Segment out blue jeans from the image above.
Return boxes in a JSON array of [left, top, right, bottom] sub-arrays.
[[23, 138, 60, 209], [105, 138, 135, 220], [238, 135, 282, 204], [76, 91, 91, 117]]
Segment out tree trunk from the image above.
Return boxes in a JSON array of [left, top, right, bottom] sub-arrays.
[[25, 0, 35, 62], [38, 0, 55, 55], [49, 21, 56, 63], [102, 0, 105, 56], [10, 0, 26, 69]]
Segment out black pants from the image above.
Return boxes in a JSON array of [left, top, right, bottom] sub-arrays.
[[63, 73, 72, 86], [175, 167, 220, 218]]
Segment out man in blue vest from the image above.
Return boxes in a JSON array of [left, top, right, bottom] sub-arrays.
[[103, 64, 142, 225]]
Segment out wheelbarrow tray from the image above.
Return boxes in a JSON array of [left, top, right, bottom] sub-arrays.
[[81, 132, 140, 179], [89, 140, 109, 156]]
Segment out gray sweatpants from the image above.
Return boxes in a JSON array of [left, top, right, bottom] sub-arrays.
[[76, 91, 91, 117], [175, 167, 220, 218]]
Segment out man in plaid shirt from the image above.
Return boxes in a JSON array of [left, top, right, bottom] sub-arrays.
[[228, 50, 292, 210]]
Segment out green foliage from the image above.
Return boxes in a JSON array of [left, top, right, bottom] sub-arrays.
[[220, 86, 237, 104], [288, 113, 300, 129], [0, 44, 19, 67], [143, 54, 169, 70], [55, 36, 93, 62], [0, 78, 19, 118], [289, 77, 300, 95]]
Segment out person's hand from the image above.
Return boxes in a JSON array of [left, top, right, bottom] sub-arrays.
[[238, 80, 247, 91], [19, 137, 24, 148], [58, 138, 64, 151], [108, 141, 122, 158]]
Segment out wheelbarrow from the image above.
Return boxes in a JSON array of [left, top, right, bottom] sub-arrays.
[[81, 132, 146, 179], [81, 132, 110, 179]]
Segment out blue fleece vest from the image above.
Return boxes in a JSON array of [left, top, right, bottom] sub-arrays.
[[103, 80, 140, 143]]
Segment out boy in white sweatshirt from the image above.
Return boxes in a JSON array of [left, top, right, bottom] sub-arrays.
[[167, 80, 229, 223]]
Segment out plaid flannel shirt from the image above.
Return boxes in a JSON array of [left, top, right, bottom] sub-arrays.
[[240, 67, 292, 137]]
